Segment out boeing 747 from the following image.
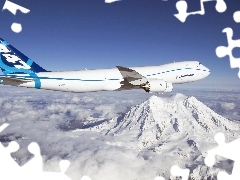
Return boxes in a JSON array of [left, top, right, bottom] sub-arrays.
[[0, 38, 210, 93]]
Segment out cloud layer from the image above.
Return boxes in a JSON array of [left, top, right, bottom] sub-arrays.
[[0, 86, 239, 180]]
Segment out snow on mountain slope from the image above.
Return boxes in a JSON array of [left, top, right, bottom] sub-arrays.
[[107, 93, 238, 150], [86, 93, 240, 152], [84, 93, 240, 178]]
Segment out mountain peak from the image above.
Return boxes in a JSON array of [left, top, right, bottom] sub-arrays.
[[147, 95, 161, 102], [147, 93, 188, 103], [109, 93, 240, 152], [171, 93, 188, 100]]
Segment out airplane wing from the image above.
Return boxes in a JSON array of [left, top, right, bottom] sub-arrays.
[[116, 66, 145, 81], [0, 77, 34, 86], [116, 66, 174, 93], [116, 66, 149, 91]]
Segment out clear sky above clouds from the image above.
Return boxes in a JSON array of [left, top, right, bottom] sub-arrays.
[[0, 0, 240, 90]]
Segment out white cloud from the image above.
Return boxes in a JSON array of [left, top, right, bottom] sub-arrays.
[[0, 86, 239, 179], [221, 102, 236, 110]]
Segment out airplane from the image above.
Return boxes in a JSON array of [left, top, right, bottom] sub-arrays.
[[0, 38, 210, 93]]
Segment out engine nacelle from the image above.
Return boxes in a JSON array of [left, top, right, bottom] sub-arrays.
[[140, 80, 173, 93]]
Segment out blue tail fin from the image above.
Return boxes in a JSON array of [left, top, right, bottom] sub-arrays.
[[0, 38, 48, 75]]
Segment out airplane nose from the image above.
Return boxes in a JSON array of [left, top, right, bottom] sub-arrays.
[[203, 66, 210, 77]]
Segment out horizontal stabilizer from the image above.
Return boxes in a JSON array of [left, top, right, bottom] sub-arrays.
[[0, 77, 33, 86]]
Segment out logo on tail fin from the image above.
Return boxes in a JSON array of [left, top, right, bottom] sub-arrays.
[[1, 49, 31, 70], [0, 38, 48, 75], [0, 39, 48, 89]]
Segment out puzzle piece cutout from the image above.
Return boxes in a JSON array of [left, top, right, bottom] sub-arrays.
[[154, 165, 190, 180], [1, 123, 192, 180], [0, 123, 92, 180], [174, 0, 227, 22], [105, 0, 121, 3], [215, 27, 240, 78], [205, 132, 240, 180], [154, 176, 165, 180], [2, 0, 30, 33], [81, 176, 92, 180], [233, 11, 240, 23], [0, 123, 9, 132], [37, 160, 72, 180], [0, 123, 23, 178], [170, 165, 190, 180]]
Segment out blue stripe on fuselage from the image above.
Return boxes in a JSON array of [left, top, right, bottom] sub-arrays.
[[0, 67, 205, 82]]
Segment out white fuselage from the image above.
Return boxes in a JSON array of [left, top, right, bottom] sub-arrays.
[[15, 61, 210, 93]]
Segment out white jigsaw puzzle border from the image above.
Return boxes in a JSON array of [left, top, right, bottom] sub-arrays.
[[215, 11, 240, 78], [174, 0, 240, 78], [1, 0, 240, 179], [0, 123, 92, 180], [2, 0, 30, 33], [0, 123, 191, 180], [174, 0, 227, 23], [205, 132, 240, 180], [3, 124, 240, 180]]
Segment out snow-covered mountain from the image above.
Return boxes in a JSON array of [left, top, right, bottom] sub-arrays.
[[85, 93, 240, 179], [107, 93, 239, 150]]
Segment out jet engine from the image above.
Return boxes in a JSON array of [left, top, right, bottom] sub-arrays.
[[140, 80, 173, 93]]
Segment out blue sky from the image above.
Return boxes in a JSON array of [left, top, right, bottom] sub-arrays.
[[0, 0, 240, 89]]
